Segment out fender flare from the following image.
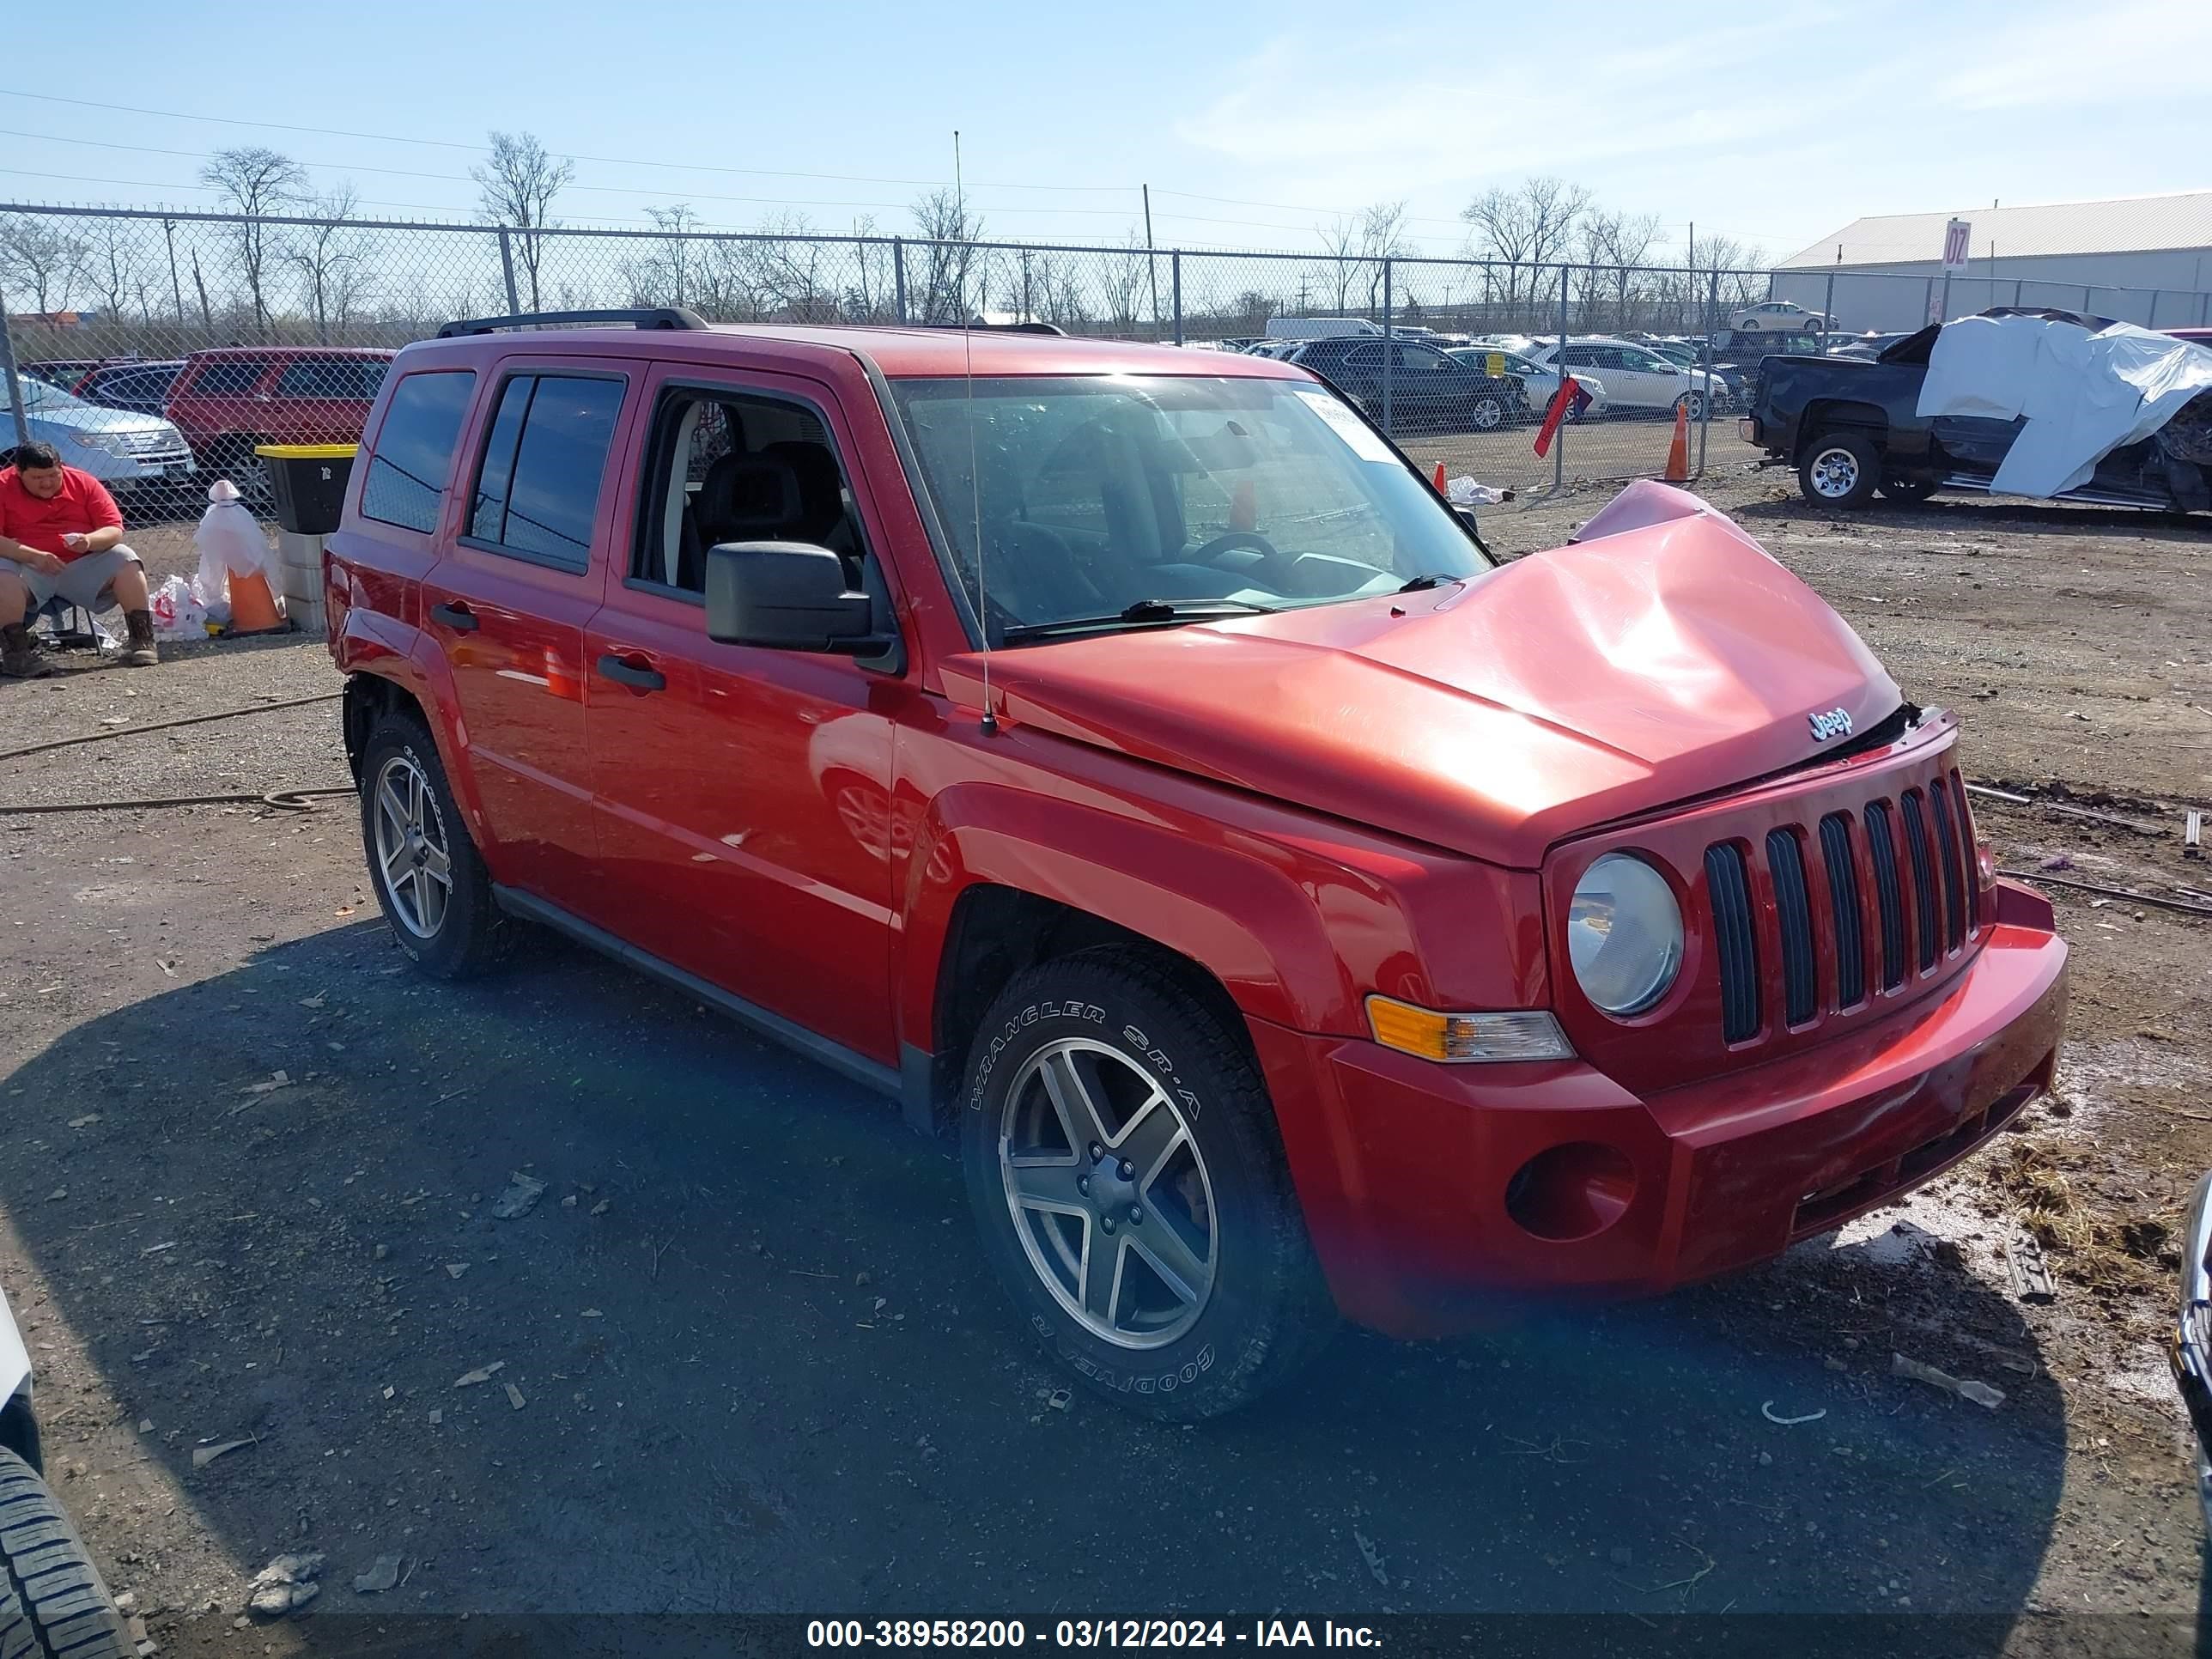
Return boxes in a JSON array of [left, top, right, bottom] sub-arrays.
[[334, 610, 492, 839], [896, 781, 1358, 1057]]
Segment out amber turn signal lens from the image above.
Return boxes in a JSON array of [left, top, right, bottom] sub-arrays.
[[1364, 996, 1574, 1063]]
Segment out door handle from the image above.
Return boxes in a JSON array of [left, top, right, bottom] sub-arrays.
[[429, 601, 479, 633], [596, 653, 666, 692]]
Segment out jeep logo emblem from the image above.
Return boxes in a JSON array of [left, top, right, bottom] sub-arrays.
[[1808, 707, 1854, 742]]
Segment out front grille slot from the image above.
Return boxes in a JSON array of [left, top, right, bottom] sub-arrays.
[[1900, 790, 1939, 971], [1863, 801, 1906, 990], [1818, 813, 1865, 1007], [1765, 829, 1817, 1026], [1704, 842, 1760, 1042], [1928, 779, 1966, 951]]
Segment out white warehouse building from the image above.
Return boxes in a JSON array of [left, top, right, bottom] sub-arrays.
[[1770, 191, 2212, 334]]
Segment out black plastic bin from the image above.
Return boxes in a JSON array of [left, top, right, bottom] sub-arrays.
[[254, 444, 357, 536]]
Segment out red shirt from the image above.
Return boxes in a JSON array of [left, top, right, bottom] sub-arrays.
[[0, 465, 123, 562]]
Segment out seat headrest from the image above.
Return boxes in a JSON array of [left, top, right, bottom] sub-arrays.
[[698, 453, 802, 538]]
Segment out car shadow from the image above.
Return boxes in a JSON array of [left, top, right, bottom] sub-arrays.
[[0, 921, 2065, 1642]]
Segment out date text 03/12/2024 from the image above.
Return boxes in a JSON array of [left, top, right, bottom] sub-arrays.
[[805, 1620, 1382, 1649]]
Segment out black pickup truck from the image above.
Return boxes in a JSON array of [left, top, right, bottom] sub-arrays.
[[1740, 314, 2212, 512]]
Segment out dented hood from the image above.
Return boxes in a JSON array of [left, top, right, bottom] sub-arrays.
[[941, 483, 1899, 867]]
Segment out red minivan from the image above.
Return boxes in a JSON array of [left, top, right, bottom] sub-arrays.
[[324, 309, 2068, 1418], [164, 345, 394, 491]]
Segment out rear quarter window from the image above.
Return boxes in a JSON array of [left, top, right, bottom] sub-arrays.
[[360, 370, 479, 535], [277, 359, 390, 400]]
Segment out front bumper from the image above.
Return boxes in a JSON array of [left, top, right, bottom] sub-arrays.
[[1249, 886, 2068, 1336], [2171, 1172, 2212, 1531]]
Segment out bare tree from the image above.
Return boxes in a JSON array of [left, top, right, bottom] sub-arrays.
[[1462, 176, 1591, 319], [909, 186, 983, 323], [622, 204, 705, 307], [1316, 215, 1361, 312], [0, 214, 87, 314], [287, 183, 372, 343], [1233, 289, 1279, 332], [1358, 200, 1411, 313], [471, 131, 574, 311], [82, 218, 144, 322], [198, 146, 307, 338], [740, 210, 837, 322]]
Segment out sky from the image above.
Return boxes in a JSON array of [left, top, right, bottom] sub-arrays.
[[4, 0, 2209, 267]]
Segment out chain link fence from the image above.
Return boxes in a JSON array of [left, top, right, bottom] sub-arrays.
[[11, 203, 2209, 529]]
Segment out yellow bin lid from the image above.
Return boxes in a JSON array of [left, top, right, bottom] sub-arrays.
[[253, 443, 359, 459]]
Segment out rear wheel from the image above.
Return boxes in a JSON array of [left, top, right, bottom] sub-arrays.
[[1798, 431, 1881, 508], [359, 709, 507, 978], [0, 1447, 133, 1657], [211, 437, 270, 504], [1467, 395, 1505, 431], [959, 949, 1337, 1420]]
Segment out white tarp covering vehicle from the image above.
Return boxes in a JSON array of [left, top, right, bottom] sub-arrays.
[[1917, 313, 2212, 499]]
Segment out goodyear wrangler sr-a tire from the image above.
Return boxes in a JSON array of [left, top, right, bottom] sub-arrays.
[[960, 948, 1337, 1419], [0, 1447, 132, 1657]]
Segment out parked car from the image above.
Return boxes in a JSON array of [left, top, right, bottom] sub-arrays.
[[1446, 344, 1607, 421], [1522, 337, 1727, 418], [327, 307, 2068, 1419], [5, 373, 197, 499], [1728, 301, 1832, 334], [1642, 340, 1742, 406], [73, 358, 185, 416], [163, 346, 394, 494], [1741, 312, 2212, 511], [1290, 335, 1530, 431], [21, 358, 109, 391], [1263, 316, 1382, 341], [0, 1285, 137, 1656]]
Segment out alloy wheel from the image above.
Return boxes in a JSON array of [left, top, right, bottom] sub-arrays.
[[371, 752, 454, 939], [1808, 446, 1862, 500], [998, 1037, 1218, 1349]]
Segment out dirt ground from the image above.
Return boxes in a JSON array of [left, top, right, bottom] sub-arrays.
[[3, 458, 2210, 1655]]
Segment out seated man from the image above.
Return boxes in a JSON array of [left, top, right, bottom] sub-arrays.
[[0, 441, 158, 677]]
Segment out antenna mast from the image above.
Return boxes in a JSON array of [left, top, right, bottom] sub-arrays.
[[957, 128, 996, 736]]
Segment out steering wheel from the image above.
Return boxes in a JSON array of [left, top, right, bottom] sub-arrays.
[[1188, 530, 1289, 582]]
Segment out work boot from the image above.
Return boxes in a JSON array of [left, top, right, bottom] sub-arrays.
[[1, 622, 54, 679], [119, 609, 158, 668]]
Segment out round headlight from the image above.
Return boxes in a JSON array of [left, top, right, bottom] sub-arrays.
[[1568, 854, 1683, 1016]]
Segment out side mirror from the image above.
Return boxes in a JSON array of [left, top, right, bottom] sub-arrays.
[[705, 541, 883, 654]]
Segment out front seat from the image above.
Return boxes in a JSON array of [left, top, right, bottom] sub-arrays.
[[762, 441, 861, 574], [690, 453, 804, 589]]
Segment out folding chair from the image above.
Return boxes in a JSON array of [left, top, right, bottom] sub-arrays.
[[29, 594, 106, 653]]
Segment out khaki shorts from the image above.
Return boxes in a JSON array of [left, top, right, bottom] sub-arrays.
[[16, 545, 141, 611]]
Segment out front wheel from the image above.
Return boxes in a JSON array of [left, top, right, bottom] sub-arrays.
[[1798, 431, 1881, 508], [960, 949, 1336, 1420], [358, 709, 507, 978], [0, 1448, 133, 1657]]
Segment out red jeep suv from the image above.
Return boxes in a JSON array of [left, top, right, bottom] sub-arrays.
[[325, 308, 2069, 1418], [164, 345, 394, 490]]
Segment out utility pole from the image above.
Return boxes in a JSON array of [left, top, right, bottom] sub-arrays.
[[1143, 184, 1162, 340]]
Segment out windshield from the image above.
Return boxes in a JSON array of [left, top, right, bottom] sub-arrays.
[[890, 374, 1487, 645]]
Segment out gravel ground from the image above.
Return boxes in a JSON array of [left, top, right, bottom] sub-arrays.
[[0, 468, 2209, 1656]]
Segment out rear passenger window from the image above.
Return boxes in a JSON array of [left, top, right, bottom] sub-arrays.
[[465, 374, 626, 572], [277, 359, 389, 400], [187, 359, 267, 397], [360, 370, 477, 535]]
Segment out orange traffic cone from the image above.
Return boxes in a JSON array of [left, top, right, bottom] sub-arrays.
[[1432, 461, 1448, 492], [1663, 401, 1690, 483], [227, 569, 286, 634]]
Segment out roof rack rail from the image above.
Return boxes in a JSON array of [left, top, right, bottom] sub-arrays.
[[436, 307, 712, 338], [913, 320, 1068, 337]]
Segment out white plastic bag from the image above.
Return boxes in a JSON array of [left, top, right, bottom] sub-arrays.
[[1446, 475, 1508, 506], [149, 573, 209, 641], [191, 477, 283, 623]]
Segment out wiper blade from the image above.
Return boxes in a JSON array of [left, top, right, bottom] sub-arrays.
[[1397, 573, 1462, 592], [1000, 598, 1273, 643]]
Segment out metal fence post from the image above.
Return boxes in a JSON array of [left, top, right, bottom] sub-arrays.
[[1553, 264, 1569, 492], [1380, 258, 1395, 436], [0, 295, 27, 451], [1939, 270, 1953, 326], [496, 228, 521, 315], [1821, 269, 1836, 348], [892, 239, 908, 325], [1171, 252, 1182, 346], [1699, 270, 1720, 477]]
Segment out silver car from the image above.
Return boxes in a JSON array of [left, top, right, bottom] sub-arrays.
[[12, 374, 197, 496]]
